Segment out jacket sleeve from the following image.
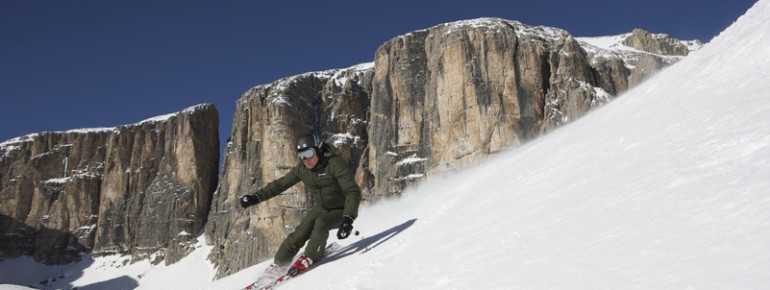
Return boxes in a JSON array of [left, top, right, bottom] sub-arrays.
[[330, 156, 362, 219], [255, 165, 301, 201]]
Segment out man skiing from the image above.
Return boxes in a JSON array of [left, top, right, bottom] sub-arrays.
[[239, 133, 362, 276]]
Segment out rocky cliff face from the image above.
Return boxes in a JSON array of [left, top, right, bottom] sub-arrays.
[[623, 28, 701, 56], [0, 104, 219, 265], [576, 29, 702, 94], [205, 18, 699, 277], [367, 19, 701, 196], [369, 19, 591, 196], [0, 130, 110, 264]]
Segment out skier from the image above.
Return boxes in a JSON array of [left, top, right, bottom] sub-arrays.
[[239, 133, 362, 276]]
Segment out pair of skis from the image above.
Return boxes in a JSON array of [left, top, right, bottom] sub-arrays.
[[241, 243, 342, 290]]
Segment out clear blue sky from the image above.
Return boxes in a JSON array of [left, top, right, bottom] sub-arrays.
[[0, 0, 758, 155]]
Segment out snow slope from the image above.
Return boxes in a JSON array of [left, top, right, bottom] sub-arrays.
[[2, 0, 770, 289]]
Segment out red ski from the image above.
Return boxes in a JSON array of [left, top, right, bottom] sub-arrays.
[[242, 242, 342, 290]]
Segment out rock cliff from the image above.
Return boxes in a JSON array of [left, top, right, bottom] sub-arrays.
[[623, 28, 701, 56], [206, 18, 699, 277], [368, 20, 701, 196], [576, 29, 702, 93], [0, 104, 219, 265]]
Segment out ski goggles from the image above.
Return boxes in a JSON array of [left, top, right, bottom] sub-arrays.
[[297, 148, 317, 160]]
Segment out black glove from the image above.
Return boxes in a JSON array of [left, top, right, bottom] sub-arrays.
[[336, 215, 354, 239], [239, 194, 261, 208]]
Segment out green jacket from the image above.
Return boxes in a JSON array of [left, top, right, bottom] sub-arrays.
[[254, 147, 362, 218]]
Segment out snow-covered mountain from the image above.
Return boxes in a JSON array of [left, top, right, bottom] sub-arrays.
[[2, 0, 769, 289], [577, 31, 701, 68]]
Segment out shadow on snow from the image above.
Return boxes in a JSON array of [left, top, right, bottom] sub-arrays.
[[325, 218, 417, 264]]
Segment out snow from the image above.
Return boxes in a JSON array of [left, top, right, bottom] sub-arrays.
[[328, 133, 363, 148], [43, 177, 71, 184], [0, 238, 214, 290], [2, 1, 770, 289], [247, 62, 373, 106], [135, 104, 211, 124], [576, 32, 701, 55], [395, 154, 428, 166], [577, 34, 643, 53], [576, 32, 701, 70], [0, 104, 212, 148], [350, 62, 374, 71], [0, 285, 35, 290], [439, 18, 571, 44]]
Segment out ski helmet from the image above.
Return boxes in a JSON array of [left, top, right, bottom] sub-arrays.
[[295, 133, 321, 152]]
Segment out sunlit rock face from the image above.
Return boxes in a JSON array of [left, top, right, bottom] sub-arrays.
[[0, 105, 219, 265]]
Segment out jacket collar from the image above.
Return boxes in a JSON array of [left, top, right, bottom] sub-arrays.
[[312, 152, 332, 172]]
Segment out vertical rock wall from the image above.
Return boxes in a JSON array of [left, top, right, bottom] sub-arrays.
[[0, 104, 219, 265], [368, 19, 606, 196]]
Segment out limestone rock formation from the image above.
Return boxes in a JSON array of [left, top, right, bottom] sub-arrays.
[[0, 130, 110, 264], [369, 19, 622, 197], [623, 28, 700, 56], [576, 28, 703, 93], [0, 104, 219, 265]]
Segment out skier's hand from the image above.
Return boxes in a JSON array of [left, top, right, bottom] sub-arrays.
[[336, 215, 354, 239], [239, 194, 261, 208]]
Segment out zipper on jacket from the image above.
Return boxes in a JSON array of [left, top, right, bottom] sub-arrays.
[[310, 166, 327, 209]]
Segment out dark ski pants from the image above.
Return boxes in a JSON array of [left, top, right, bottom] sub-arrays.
[[274, 207, 343, 266]]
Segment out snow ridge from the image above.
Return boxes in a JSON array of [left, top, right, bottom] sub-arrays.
[[0, 104, 212, 149]]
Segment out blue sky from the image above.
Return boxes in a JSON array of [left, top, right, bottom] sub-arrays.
[[0, 0, 757, 155]]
